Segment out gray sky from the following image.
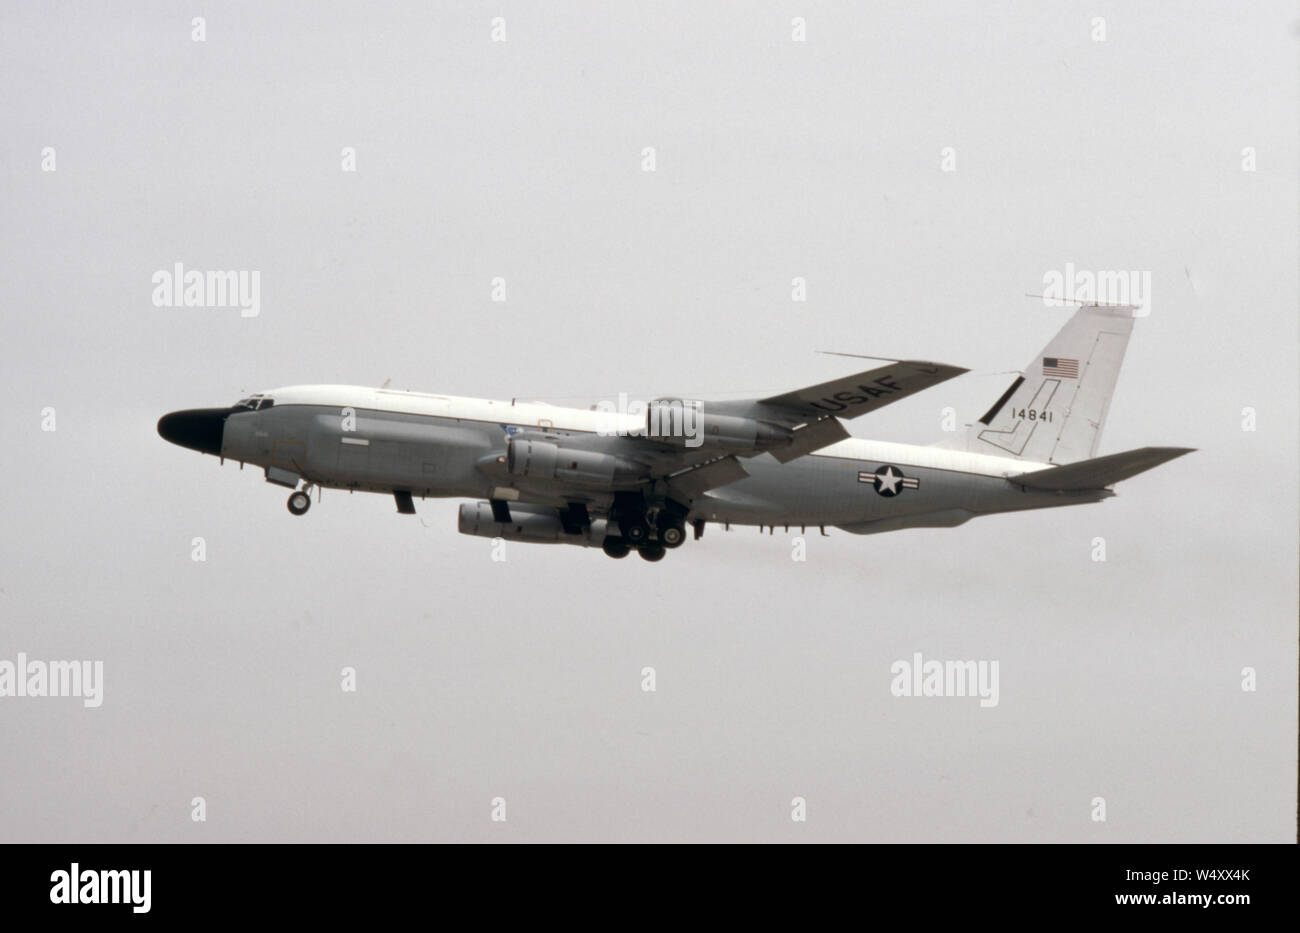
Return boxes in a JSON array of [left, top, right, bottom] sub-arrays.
[[1, 0, 1295, 842]]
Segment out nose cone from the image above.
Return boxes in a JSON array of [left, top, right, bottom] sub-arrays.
[[157, 408, 231, 455]]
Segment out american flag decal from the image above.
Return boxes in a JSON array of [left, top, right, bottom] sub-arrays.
[[1042, 357, 1079, 378]]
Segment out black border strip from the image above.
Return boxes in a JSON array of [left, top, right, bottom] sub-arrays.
[[978, 375, 1025, 425]]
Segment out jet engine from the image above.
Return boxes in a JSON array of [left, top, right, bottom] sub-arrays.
[[458, 501, 607, 547], [644, 399, 792, 450], [505, 438, 646, 486]]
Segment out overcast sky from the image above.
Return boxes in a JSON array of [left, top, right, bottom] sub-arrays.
[[1, 0, 1295, 842]]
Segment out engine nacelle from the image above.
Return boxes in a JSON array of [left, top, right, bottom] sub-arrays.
[[506, 438, 645, 486], [457, 502, 607, 547], [645, 399, 792, 450]]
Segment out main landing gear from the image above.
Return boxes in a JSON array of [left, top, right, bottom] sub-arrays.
[[658, 521, 686, 548], [601, 536, 630, 559], [638, 542, 666, 562], [287, 486, 313, 515], [605, 492, 690, 561], [601, 535, 667, 561]]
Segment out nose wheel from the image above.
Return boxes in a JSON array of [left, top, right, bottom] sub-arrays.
[[287, 489, 312, 515]]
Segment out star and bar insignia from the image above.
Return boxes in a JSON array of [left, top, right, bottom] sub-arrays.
[[858, 464, 920, 497]]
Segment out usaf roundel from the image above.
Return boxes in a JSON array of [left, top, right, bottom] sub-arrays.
[[858, 464, 920, 497]]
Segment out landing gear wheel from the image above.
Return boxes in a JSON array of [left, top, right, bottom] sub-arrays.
[[287, 490, 311, 515], [622, 518, 650, 546], [602, 536, 630, 559], [638, 543, 666, 562], [659, 523, 686, 548]]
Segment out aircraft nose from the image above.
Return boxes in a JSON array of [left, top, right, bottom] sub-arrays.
[[157, 408, 231, 455]]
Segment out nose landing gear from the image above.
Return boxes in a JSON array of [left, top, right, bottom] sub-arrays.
[[287, 486, 313, 515]]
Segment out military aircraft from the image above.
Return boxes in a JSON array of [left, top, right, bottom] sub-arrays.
[[158, 304, 1191, 561]]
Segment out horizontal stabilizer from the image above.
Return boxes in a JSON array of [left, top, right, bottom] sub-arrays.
[[1013, 446, 1194, 491]]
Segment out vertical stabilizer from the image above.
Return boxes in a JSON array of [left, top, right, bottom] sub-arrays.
[[964, 304, 1137, 465]]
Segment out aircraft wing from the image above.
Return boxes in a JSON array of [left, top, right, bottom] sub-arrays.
[[750, 359, 967, 462], [757, 360, 969, 421], [479, 359, 967, 502]]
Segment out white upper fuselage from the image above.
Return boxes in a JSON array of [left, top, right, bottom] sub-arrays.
[[264, 384, 1054, 480]]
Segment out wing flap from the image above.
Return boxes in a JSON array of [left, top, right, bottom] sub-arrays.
[[768, 416, 851, 463], [665, 456, 750, 500]]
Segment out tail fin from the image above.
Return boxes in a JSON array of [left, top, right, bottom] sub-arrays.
[[962, 304, 1137, 465]]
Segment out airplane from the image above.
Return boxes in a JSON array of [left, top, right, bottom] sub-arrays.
[[157, 303, 1192, 561]]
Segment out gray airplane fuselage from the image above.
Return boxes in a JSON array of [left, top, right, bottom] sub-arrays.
[[163, 386, 1104, 543], [158, 307, 1191, 557]]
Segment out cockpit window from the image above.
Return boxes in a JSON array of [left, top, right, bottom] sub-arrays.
[[233, 395, 273, 411]]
